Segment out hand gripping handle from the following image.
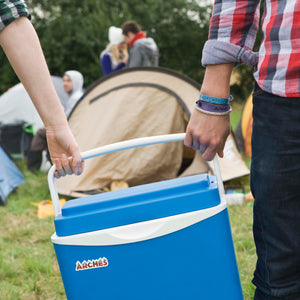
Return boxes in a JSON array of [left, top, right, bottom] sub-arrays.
[[48, 133, 225, 217]]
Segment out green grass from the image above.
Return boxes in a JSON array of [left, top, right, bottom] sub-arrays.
[[0, 163, 66, 300], [229, 204, 256, 299], [1, 153, 256, 299]]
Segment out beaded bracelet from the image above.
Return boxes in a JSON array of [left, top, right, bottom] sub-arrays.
[[195, 100, 232, 116], [199, 93, 233, 105]]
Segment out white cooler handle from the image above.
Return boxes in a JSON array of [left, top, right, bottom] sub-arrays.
[[48, 133, 225, 217]]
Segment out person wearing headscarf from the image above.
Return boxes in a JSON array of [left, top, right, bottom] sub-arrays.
[[100, 26, 128, 75], [63, 70, 84, 117]]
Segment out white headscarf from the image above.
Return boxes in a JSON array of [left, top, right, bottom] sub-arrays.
[[64, 70, 84, 117]]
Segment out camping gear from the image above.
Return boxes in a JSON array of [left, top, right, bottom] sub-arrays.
[[56, 67, 249, 198], [0, 76, 68, 158], [49, 134, 243, 300], [0, 123, 27, 157], [0, 145, 24, 205], [225, 186, 245, 205], [31, 199, 66, 219]]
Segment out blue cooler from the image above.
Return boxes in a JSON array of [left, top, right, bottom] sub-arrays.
[[48, 134, 243, 300]]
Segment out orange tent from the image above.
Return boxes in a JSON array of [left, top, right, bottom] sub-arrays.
[[241, 93, 253, 157]]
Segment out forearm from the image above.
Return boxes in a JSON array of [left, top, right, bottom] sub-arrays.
[[0, 17, 67, 129], [200, 63, 234, 98], [113, 62, 126, 72], [101, 55, 113, 75]]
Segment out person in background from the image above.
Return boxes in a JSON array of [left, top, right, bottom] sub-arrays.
[[28, 70, 84, 171], [184, 1, 300, 299], [100, 26, 128, 76], [121, 20, 159, 68], [62, 70, 84, 117], [0, 1, 83, 178]]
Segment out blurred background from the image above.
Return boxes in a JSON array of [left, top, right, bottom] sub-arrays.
[[0, 0, 262, 102]]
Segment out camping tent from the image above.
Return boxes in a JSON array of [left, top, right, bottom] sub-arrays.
[[240, 93, 253, 157], [56, 67, 250, 197], [0, 76, 68, 157], [0, 145, 24, 205]]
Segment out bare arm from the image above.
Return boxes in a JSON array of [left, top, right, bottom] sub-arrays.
[[0, 17, 83, 177], [184, 63, 234, 161]]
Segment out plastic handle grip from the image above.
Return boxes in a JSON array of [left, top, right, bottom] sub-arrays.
[[48, 133, 225, 217]]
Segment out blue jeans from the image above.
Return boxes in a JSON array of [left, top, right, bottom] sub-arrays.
[[251, 83, 300, 299]]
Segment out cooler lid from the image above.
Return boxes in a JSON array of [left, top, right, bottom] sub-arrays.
[[54, 174, 220, 236]]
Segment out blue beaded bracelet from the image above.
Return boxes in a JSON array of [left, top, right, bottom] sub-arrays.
[[199, 93, 233, 105]]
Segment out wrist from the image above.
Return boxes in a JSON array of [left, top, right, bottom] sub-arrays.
[[45, 121, 69, 132], [195, 93, 233, 116], [195, 101, 232, 116], [44, 110, 68, 131]]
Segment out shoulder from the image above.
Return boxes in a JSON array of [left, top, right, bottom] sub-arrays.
[[100, 49, 112, 60], [136, 38, 158, 49]]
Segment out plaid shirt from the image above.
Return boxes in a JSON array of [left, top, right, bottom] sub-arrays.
[[0, 0, 30, 31], [202, 0, 300, 98]]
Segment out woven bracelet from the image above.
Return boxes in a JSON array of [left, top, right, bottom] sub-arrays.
[[199, 93, 233, 105], [196, 100, 231, 112], [195, 100, 231, 116]]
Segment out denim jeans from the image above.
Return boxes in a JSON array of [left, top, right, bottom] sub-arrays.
[[251, 83, 300, 299]]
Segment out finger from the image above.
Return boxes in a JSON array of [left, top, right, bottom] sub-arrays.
[[192, 135, 200, 151], [76, 160, 85, 176], [199, 143, 207, 154], [70, 146, 83, 175], [201, 144, 217, 161], [61, 155, 73, 175], [184, 130, 193, 148], [54, 170, 61, 179], [54, 158, 66, 177], [71, 159, 84, 176], [217, 140, 226, 158]]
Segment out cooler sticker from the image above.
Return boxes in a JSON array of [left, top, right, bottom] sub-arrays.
[[75, 257, 108, 271]]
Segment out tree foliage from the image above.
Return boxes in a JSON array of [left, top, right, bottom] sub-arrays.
[[0, 0, 212, 93]]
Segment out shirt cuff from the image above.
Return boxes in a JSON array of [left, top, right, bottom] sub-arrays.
[[201, 40, 258, 68], [0, 0, 31, 31]]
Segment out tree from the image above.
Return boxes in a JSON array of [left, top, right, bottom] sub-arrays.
[[0, 0, 212, 94]]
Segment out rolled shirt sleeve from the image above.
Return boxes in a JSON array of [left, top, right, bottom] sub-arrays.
[[202, 0, 260, 67], [0, 0, 31, 31]]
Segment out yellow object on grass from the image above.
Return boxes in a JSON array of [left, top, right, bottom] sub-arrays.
[[110, 180, 129, 191], [31, 199, 66, 219]]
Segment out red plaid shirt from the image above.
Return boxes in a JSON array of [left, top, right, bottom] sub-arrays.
[[202, 0, 300, 97]]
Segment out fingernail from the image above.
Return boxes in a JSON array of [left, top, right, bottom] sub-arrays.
[[76, 167, 83, 175]]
